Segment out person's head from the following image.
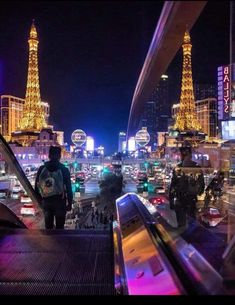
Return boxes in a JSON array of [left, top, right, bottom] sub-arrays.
[[179, 146, 192, 161], [49, 146, 61, 161]]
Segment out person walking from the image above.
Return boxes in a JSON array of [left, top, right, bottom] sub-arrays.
[[169, 144, 205, 227], [78, 201, 83, 215], [35, 146, 73, 229], [91, 200, 96, 212], [204, 171, 224, 209]]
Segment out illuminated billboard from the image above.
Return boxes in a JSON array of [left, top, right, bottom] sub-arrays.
[[135, 127, 150, 147], [122, 141, 127, 151], [221, 120, 235, 140], [86, 136, 94, 152], [128, 137, 136, 152], [71, 129, 87, 146]]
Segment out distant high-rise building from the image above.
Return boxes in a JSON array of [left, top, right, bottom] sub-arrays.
[[54, 131, 64, 146], [194, 83, 216, 100], [0, 95, 25, 142], [118, 132, 126, 152], [128, 137, 136, 152], [139, 74, 169, 149], [172, 98, 218, 139], [155, 75, 170, 132], [0, 95, 50, 142], [230, 2, 234, 81], [41, 101, 50, 125], [86, 136, 94, 152]]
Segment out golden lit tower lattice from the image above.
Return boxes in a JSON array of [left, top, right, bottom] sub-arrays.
[[20, 21, 46, 131], [174, 30, 201, 131]]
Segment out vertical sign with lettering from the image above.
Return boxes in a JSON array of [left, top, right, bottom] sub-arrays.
[[217, 65, 231, 120], [231, 64, 235, 118], [217, 66, 224, 120], [223, 66, 230, 119]]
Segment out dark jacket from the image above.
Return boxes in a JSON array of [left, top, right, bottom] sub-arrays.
[[206, 176, 224, 193], [169, 160, 205, 206], [35, 160, 73, 208]]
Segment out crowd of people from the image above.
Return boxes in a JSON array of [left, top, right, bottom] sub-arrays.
[[35, 145, 226, 231], [169, 144, 225, 227], [73, 202, 114, 229]]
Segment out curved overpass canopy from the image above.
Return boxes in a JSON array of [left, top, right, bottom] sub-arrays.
[[127, 1, 207, 137]]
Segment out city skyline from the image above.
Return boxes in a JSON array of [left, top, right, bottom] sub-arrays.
[[0, 1, 230, 154]]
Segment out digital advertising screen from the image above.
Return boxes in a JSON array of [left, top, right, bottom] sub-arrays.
[[221, 120, 235, 140]]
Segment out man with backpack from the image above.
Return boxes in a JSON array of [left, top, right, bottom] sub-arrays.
[[169, 144, 205, 227], [35, 146, 73, 229]]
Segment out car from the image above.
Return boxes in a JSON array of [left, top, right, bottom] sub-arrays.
[[76, 171, 86, 181], [75, 176, 85, 184], [20, 203, 36, 216], [137, 172, 148, 181], [200, 207, 224, 227], [0, 190, 7, 199], [149, 196, 165, 205], [148, 175, 155, 182], [11, 190, 22, 199], [20, 194, 32, 203], [12, 184, 22, 192], [70, 174, 76, 183], [85, 173, 92, 179], [155, 186, 165, 194]]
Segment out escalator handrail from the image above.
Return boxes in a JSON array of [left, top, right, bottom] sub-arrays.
[[132, 195, 224, 295], [0, 134, 40, 211]]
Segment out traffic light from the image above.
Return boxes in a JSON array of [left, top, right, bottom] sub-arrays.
[[103, 167, 109, 173], [73, 161, 78, 168], [143, 182, 148, 192], [64, 161, 68, 167], [154, 161, 159, 166], [75, 182, 80, 192], [144, 161, 149, 169]]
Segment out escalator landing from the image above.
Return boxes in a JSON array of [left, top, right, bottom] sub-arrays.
[[0, 229, 115, 295]]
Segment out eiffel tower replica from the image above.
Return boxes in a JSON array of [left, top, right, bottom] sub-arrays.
[[12, 21, 47, 146], [171, 29, 205, 147]]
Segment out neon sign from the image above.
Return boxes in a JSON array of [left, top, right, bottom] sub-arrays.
[[218, 65, 231, 120], [223, 66, 230, 115]]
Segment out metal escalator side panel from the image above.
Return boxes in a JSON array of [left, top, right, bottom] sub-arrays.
[[0, 134, 40, 210], [0, 202, 27, 228], [113, 222, 128, 295], [115, 193, 185, 295]]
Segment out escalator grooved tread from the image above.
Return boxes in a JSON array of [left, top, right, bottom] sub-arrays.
[[0, 229, 115, 295]]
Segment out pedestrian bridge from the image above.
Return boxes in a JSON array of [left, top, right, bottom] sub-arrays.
[[1, 1, 235, 295]]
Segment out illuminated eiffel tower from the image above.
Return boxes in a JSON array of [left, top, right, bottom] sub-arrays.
[[12, 21, 47, 146], [20, 21, 46, 131], [174, 30, 201, 132]]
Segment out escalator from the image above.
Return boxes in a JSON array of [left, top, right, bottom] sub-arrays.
[[0, 227, 115, 295], [0, 134, 115, 295]]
